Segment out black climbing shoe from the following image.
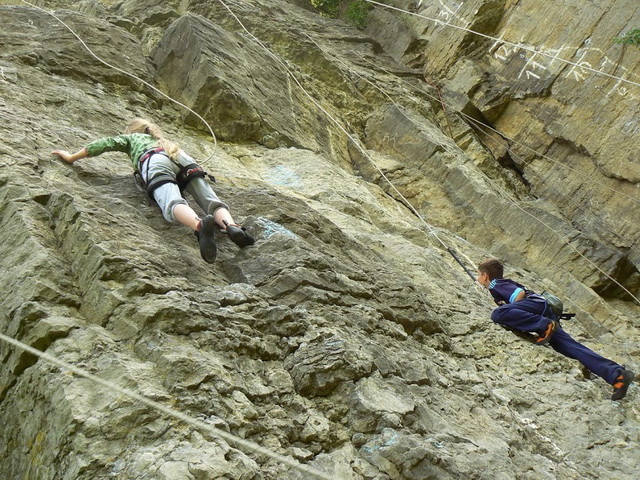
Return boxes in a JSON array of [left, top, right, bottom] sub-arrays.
[[611, 369, 634, 401], [196, 215, 217, 263], [226, 224, 255, 248]]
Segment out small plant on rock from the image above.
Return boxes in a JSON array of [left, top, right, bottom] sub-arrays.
[[309, 0, 372, 30], [345, 0, 372, 29], [310, 0, 342, 17], [614, 28, 640, 47]]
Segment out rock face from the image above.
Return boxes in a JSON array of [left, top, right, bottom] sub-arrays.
[[364, 0, 640, 299], [0, 1, 639, 479]]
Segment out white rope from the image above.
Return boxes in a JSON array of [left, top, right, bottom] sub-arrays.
[[460, 113, 640, 257], [17, 0, 218, 165], [0, 332, 335, 480], [356, 40, 640, 209], [364, 0, 640, 89], [215, 0, 454, 255], [347, 53, 640, 308]]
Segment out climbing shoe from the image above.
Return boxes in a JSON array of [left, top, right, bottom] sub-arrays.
[[196, 215, 217, 263], [611, 369, 634, 401], [225, 224, 255, 248], [536, 320, 557, 346]]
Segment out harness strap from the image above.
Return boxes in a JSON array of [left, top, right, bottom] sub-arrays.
[[146, 175, 178, 198], [134, 151, 212, 202], [135, 148, 175, 202], [138, 147, 167, 170], [176, 163, 209, 191]]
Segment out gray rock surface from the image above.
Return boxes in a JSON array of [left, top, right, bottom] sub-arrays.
[[1, 1, 639, 479], [364, 0, 640, 298]]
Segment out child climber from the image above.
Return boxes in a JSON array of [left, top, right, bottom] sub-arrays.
[[477, 258, 634, 401], [51, 118, 254, 264]]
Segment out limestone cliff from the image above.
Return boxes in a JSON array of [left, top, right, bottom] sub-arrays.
[[0, 1, 638, 479]]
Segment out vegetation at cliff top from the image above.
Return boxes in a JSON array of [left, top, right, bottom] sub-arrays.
[[310, 0, 372, 29]]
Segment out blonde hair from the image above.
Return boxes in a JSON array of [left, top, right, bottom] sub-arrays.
[[125, 118, 180, 160]]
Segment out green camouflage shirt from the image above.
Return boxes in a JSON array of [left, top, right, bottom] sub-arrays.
[[85, 133, 158, 170]]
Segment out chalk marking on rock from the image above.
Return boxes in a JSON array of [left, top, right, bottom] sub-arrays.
[[364, 0, 640, 90], [0, 331, 336, 480], [348, 48, 640, 311], [437, 0, 464, 24], [258, 218, 297, 240]]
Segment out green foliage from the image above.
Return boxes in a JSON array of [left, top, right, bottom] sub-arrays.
[[311, 0, 341, 17], [309, 0, 372, 29], [345, 0, 372, 29], [614, 28, 640, 47]]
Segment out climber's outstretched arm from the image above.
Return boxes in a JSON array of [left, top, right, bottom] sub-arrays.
[[51, 148, 88, 164]]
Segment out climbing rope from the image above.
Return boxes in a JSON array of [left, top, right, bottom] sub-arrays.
[[17, 0, 218, 165], [216, 0, 478, 282], [0, 332, 335, 480], [364, 0, 640, 89], [341, 51, 640, 310], [353, 52, 640, 263]]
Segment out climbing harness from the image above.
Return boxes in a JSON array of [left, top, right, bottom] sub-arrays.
[[134, 148, 212, 201], [176, 162, 209, 190]]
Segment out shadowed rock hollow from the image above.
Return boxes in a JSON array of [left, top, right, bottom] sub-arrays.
[[1, 1, 639, 479]]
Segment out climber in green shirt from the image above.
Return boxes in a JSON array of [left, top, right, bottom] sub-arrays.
[[52, 118, 254, 264], [84, 132, 158, 171]]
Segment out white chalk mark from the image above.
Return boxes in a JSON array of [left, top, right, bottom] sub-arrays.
[[566, 51, 589, 81], [494, 44, 510, 61], [489, 34, 505, 54], [518, 51, 548, 79]]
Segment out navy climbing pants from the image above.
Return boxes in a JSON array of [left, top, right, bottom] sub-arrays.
[[491, 296, 622, 385]]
